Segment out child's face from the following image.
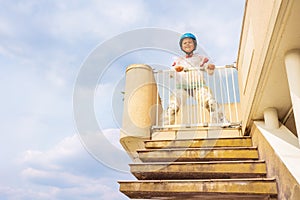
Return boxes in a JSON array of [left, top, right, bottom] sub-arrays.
[[181, 38, 195, 54]]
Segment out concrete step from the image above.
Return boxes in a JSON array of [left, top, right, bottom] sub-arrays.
[[151, 127, 242, 140], [137, 146, 259, 162], [119, 178, 277, 199], [144, 137, 252, 149], [130, 160, 267, 180]]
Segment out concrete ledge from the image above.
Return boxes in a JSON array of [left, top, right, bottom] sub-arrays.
[[151, 128, 241, 140], [119, 178, 277, 199], [252, 121, 300, 200], [137, 147, 259, 162], [130, 160, 267, 180], [144, 137, 252, 149], [120, 136, 146, 162]]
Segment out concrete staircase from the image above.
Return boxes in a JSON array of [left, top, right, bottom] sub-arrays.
[[119, 129, 278, 199]]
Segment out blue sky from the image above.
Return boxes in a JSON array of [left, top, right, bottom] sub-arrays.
[[0, 0, 245, 199]]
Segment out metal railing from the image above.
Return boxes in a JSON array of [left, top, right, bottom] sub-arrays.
[[154, 65, 240, 128]]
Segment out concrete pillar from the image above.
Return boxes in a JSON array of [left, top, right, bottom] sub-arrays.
[[284, 49, 300, 144], [120, 64, 161, 161], [264, 107, 279, 129]]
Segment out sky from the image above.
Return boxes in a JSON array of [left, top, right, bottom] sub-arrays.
[[0, 0, 245, 199]]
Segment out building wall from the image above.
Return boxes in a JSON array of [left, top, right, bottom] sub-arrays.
[[238, 0, 300, 198], [251, 122, 300, 200], [237, 0, 286, 133]]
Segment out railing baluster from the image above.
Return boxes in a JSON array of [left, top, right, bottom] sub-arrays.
[[153, 66, 240, 128], [225, 68, 232, 122], [156, 71, 159, 126], [231, 67, 239, 122], [218, 69, 224, 123]]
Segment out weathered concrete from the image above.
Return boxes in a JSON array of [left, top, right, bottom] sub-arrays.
[[151, 127, 242, 140], [119, 128, 278, 199], [130, 160, 267, 180], [137, 147, 259, 162], [144, 137, 252, 149], [120, 64, 161, 161], [119, 178, 277, 199], [252, 121, 300, 200]]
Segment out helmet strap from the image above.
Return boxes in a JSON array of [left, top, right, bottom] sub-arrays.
[[181, 48, 194, 56]]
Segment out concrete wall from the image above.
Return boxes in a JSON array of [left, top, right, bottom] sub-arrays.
[[120, 64, 161, 161], [237, 0, 300, 198], [251, 121, 300, 200], [237, 0, 282, 134]]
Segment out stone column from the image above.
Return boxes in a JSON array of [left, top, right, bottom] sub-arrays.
[[264, 107, 279, 129], [284, 49, 300, 144], [120, 64, 161, 161]]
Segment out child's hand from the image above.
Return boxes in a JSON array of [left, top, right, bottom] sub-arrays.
[[175, 66, 184, 72], [207, 64, 215, 70], [207, 64, 215, 75]]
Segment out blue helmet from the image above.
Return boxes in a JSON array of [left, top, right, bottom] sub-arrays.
[[180, 33, 197, 41], [179, 33, 197, 52]]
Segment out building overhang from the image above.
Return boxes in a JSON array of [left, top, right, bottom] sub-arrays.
[[237, 0, 300, 134]]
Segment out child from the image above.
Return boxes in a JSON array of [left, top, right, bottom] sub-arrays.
[[163, 33, 228, 125]]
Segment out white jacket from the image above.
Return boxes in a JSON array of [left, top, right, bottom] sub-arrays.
[[172, 53, 213, 89]]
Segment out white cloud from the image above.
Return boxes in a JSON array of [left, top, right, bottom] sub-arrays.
[[17, 133, 131, 199], [20, 135, 81, 171], [0, 63, 74, 146], [142, 0, 245, 64], [0, 178, 122, 200], [102, 128, 124, 150], [96, 0, 146, 24], [0, 185, 54, 200], [38, 0, 148, 43], [0, 0, 245, 199]]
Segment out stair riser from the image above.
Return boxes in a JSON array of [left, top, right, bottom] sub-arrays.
[[131, 162, 267, 180], [138, 149, 259, 162], [119, 180, 278, 199], [145, 138, 252, 149]]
